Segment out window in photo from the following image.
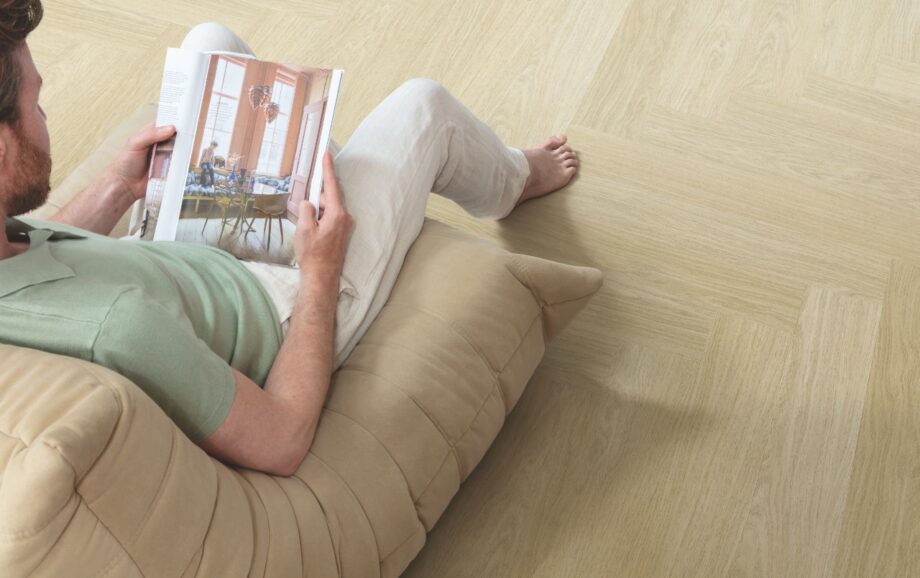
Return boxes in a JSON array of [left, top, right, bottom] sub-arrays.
[[202, 57, 245, 159], [256, 77, 295, 176]]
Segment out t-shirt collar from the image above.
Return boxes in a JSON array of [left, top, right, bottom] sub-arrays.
[[0, 224, 79, 298]]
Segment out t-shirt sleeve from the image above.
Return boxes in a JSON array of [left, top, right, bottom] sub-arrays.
[[92, 290, 236, 443]]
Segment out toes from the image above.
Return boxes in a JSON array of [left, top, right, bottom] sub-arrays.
[[556, 145, 574, 155], [563, 158, 578, 168], [543, 134, 568, 150], [561, 151, 576, 161]]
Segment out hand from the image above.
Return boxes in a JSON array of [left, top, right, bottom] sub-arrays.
[[107, 122, 177, 202], [294, 150, 354, 281]]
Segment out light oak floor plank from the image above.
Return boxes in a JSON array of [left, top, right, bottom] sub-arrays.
[[886, 0, 920, 63], [655, 0, 754, 118], [656, 316, 796, 578], [572, 0, 691, 137], [832, 261, 920, 577], [727, 0, 827, 100], [729, 288, 882, 577], [874, 56, 920, 99], [815, 0, 896, 85]]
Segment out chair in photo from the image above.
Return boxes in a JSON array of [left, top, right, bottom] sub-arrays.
[[244, 192, 289, 249], [201, 183, 249, 243]]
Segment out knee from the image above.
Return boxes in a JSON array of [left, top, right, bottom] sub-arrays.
[[181, 22, 229, 48], [181, 22, 252, 54], [395, 77, 453, 114]]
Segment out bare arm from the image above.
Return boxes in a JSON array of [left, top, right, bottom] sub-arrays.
[[198, 274, 338, 476], [259, 269, 339, 466], [51, 122, 175, 235], [198, 151, 353, 476], [50, 168, 136, 235]]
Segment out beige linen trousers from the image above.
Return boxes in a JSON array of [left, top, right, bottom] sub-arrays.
[[181, 23, 531, 370]]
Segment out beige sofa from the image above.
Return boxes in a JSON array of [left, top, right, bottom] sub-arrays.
[[0, 106, 603, 577]]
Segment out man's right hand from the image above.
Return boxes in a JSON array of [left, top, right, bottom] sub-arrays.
[[294, 150, 354, 281]]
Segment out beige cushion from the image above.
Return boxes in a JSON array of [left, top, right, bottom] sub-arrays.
[[1, 107, 603, 577]]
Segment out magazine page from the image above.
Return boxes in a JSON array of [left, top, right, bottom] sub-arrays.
[[307, 69, 344, 211], [140, 48, 212, 241], [147, 50, 344, 266]]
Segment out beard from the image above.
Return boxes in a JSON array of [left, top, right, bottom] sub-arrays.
[[4, 123, 52, 217]]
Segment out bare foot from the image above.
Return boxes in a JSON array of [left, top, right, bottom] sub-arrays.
[[515, 134, 579, 208]]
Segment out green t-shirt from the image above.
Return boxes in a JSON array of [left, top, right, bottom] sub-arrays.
[[0, 218, 283, 443]]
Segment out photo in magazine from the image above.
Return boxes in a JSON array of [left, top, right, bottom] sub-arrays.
[[139, 49, 343, 266]]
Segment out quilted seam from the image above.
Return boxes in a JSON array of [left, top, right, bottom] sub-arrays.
[[321, 405, 420, 558], [180, 461, 225, 577], [0, 437, 78, 541], [69, 363, 129, 484], [0, 430, 142, 576], [81, 496, 143, 578], [412, 449, 452, 508], [308, 453, 383, 577], [381, 300, 512, 376], [288, 471, 342, 577], [235, 470, 273, 577], [267, 475, 306, 577], [123, 432, 178, 546], [335, 363, 462, 486]]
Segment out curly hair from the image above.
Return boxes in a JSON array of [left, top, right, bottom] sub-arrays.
[[0, 0, 43, 126]]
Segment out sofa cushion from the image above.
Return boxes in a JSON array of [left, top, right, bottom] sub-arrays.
[[0, 218, 601, 577]]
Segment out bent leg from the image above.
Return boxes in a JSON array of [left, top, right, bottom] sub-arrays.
[[330, 78, 530, 368], [180, 22, 255, 55]]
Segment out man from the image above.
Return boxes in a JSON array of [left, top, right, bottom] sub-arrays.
[[0, 5, 579, 476], [199, 140, 217, 186]]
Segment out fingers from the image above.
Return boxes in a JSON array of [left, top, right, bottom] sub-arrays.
[[128, 122, 176, 150], [298, 199, 318, 225], [321, 150, 343, 209]]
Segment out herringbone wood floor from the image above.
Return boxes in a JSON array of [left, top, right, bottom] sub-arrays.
[[31, 1, 920, 576]]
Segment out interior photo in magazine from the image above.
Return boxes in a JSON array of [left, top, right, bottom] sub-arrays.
[[143, 54, 335, 265]]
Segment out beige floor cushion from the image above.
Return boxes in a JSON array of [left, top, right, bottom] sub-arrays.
[[3, 105, 603, 577]]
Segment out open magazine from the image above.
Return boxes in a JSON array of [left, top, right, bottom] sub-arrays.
[[131, 47, 344, 266]]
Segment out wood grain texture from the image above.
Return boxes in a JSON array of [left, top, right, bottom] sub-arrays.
[[814, 0, 895, 84], [572, 0, 691, 136], [874, 56, 920, 98], [886, 0, 920, 63], [832, 261, 920, 577], [729, 288, 882, 577], [657, 317, 795, 578], [655, 0, 753, 117], [27, 0, 920, 575], [728, 0, 825, 99]]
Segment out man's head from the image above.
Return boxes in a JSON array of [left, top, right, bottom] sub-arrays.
[[0, 0, 49, 217], [210, 141, 218, 149]]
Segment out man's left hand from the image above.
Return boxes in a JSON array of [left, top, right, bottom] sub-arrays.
[[108, 122, 176, 202]]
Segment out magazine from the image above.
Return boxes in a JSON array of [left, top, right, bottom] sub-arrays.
[[132, 47, 344, 266]]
